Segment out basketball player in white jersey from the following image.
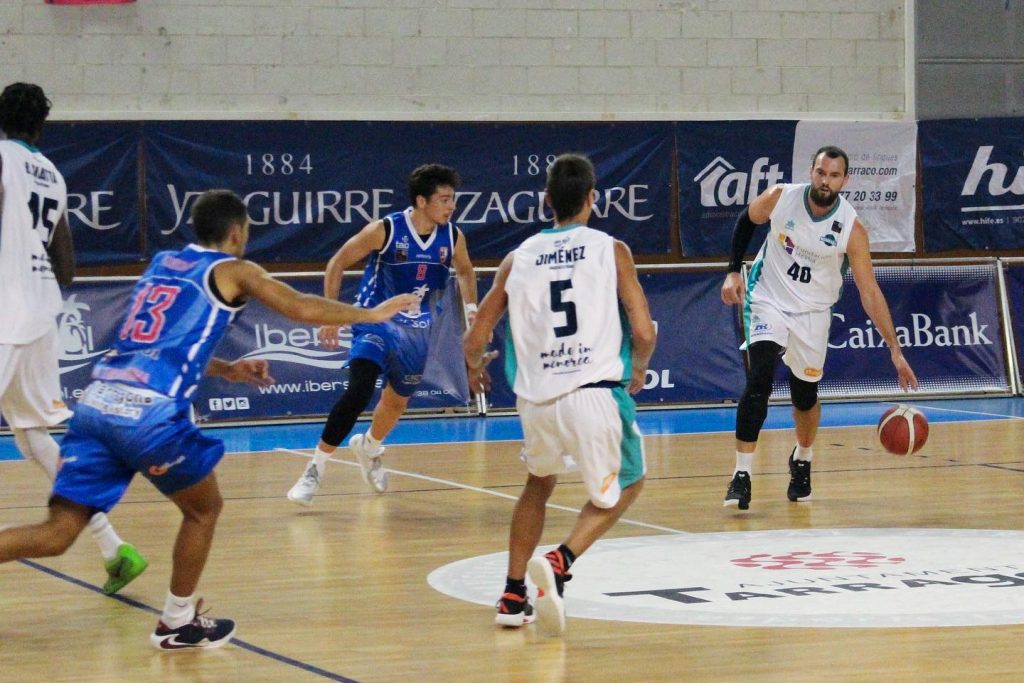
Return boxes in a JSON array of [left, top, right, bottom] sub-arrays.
[[720, 145, 918, 511], [0, 82, 148, 593], [464, 153, 656, 636]]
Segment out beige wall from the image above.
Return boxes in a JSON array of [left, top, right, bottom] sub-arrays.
[[1, 0, 907, 120]]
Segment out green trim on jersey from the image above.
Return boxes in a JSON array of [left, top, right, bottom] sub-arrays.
[[612, 385, 645, 489], [741, 241, 768, 348], [503, 317, 518, 390], [802, 185, 841, 223], [10, 139, 40, 153], [618, 303, 632, 384], [540, 222, 585, 234]]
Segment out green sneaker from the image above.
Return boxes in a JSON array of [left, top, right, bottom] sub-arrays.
[[103, 543, 149, 595]]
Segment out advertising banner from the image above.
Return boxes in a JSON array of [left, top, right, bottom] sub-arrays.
[[144, 121, 674, 263], [480, 268, 748, 410], [793, 121, 918, 252], [773, 264, 1009, 399], [1003, 261, 1024, 387], [40, 122, 143, 265], [677, 120, 797, 257], [920, 118, 1024, 252]]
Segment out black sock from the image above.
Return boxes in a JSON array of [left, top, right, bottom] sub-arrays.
[[557, 544, 577, 571], [505, 576, 527, 597]]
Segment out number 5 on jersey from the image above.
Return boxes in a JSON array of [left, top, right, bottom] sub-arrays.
[[549, 279, 577, 338]]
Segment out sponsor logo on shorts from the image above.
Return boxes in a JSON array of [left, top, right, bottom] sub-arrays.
[[803, 367, 823, 378], [51, 399, 67, 410], [600, 471, 619, 495], [148, 455, 186, 477], [428, 528, 1024, 628]]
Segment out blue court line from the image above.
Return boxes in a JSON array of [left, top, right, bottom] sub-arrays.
[[16, 558, 359, 682], [2, 397, 1023, 461]]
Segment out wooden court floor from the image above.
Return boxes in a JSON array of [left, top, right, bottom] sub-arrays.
[[2, 414, 1024, 682]]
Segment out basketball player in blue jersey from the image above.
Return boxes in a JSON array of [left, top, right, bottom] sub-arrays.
[[721, 146, 917, 511], [0, 82, 148, 595], [287, 164, 478, 503], [0, 190, 417, 650]]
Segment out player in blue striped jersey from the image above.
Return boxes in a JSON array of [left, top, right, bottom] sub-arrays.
[[287, 164, 478, 503], [0, 190, 416, 650]]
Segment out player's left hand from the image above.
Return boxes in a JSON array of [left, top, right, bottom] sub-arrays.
[[627, 364, 647, 395], [226, 359, 275, 387]]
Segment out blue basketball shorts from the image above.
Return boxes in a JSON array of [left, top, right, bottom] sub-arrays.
[[52, 381, 224, 512], [348, 321, 431, 397]]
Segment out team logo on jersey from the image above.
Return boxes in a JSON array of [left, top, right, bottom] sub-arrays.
[[831, 220, 843, 234], [820, 234, 837, 247], [58, 295, 109, 374], [439, 246, 449, 263], [401, 285, 430, 319], [395, 236, 410, 263]]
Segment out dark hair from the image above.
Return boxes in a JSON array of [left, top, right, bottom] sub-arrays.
[[812, 145, 849, 175], [408, 164, 460, 205], [545, 153, 596, 221], [0, 82, 52, 140], [191, 190, 248, 244]]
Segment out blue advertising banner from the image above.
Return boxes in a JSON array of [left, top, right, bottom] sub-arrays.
[[144, 121, 674, 263], [479, 267, 747, 410], [39, 122, 142, 265], [677, 120, 797, 257], [1003, 261, 1024, 388], [773, 264, 1009, 399], [192, 274, 471, 423], [920, 118, 1024, 252]]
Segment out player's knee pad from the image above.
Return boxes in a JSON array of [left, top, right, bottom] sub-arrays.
[[735, 342, 781, 442], [321, 359, 381, 447], [789, 375, 819, 412], [736, 389, 770, 443], [12, 427, 60, 480]]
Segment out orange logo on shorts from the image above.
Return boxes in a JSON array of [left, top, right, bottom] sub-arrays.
[[803, 367, 823, 378], [52, 399, 67, 410], [601, 471, 619, 495], [148, 455, 186, 477]]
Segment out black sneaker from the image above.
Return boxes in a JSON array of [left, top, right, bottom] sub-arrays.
[[150, 600, 236, 651], [787, 449, 812, 502], [494, 591, 536, 627], [723, 471, 751, 510]]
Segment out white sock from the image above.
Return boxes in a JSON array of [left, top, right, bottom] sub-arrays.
[[12, 428, 61, 480], [88, 513, 125, 561], [734, 451, 753, 474], [795, 445, 813, 462], [162, 592, 195, 629], [311, 446, 332, 471], [365, 431, 382, 450]]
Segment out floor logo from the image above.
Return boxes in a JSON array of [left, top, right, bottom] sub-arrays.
[[428, 528, 1024, 628]]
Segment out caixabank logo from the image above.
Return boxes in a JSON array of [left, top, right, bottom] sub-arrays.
[[429, 528, 1024, 628]]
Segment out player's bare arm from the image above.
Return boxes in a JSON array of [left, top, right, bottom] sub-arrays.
[[615, 240, 656, 394], [213, 259, 417, 326], [721, 185, 784, 305], [206, 357, 275, 387], [452, 227, 479, 323], [46, 214, 75, 288], [463, 253, 512, 394], [847, 220, 918, 391]]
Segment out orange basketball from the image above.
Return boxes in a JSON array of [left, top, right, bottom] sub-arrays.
[[877, 405, 929, 456]]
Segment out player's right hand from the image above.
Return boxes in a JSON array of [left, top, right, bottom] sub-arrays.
[[319, 325, 342, 350], [721, 272, 745, 305], [370, 293, 420, 322]]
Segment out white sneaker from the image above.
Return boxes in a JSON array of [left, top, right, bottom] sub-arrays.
[[527, 556, 566, 637], [287, 461, 322, 506], [349, 433, 387, 493]]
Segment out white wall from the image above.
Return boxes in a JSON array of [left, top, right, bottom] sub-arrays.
[[0, 0, 907, 120]]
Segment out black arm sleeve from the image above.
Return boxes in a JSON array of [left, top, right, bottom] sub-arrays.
[[727, 208, 758, 273]]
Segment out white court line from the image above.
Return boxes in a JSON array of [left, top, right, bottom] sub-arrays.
[[276, 447, 690, 536], [889, 402, 1024, 421]]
